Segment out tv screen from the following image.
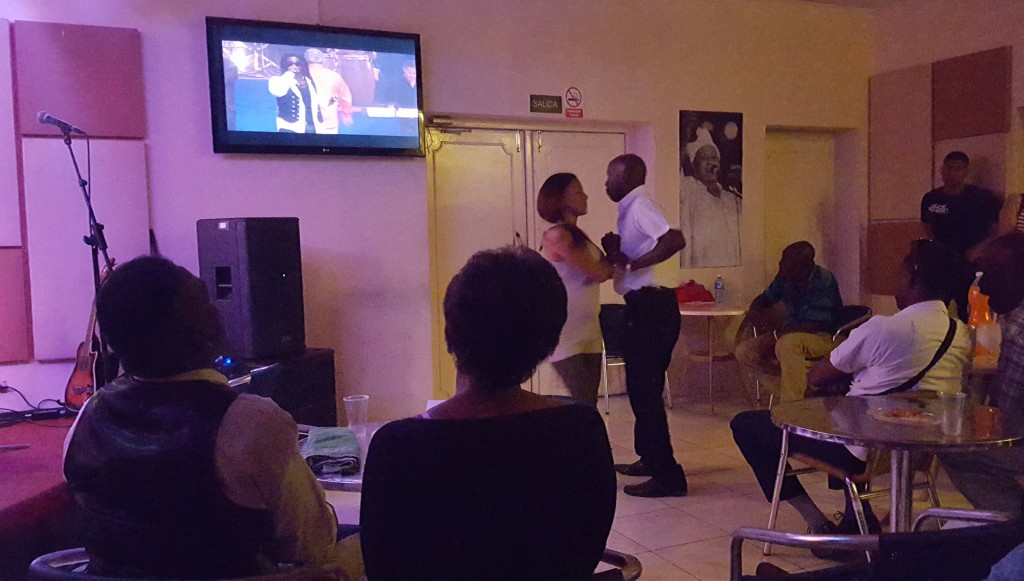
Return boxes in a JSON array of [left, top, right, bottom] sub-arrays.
[[206, 17, 424, 157]]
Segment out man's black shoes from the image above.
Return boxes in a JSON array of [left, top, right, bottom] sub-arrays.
[[623, 477, 688, 498], [614, 460, 653, 477], [838, 509, 883, 535]]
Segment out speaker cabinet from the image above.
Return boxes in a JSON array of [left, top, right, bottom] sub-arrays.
[[197, 217, 305, 359]]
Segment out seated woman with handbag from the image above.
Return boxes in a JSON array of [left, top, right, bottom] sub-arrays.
[[730, 239, 970, 560], [359, 247, 617, 581]]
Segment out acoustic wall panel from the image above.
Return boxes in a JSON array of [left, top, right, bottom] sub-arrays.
[[933, 133, 1008, 194], [12, 21, 145, 139], [0, 20, 21, 247], [865, 220, 926, 296], [933, 47, 1011, 142], [22, 138, 150, 361], [0, 248, 31, 363], [868, 64, 932, 221]]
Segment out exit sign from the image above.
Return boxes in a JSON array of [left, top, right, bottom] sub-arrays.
[[530, 95, 562, 114]]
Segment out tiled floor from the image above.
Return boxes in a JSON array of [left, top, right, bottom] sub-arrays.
[[600, 392, 973, 580], [327, 389, 973, 581]]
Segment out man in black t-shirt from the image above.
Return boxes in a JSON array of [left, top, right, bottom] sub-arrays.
[[921, 151, 1002, 320], [921, 151, 1002, 256]]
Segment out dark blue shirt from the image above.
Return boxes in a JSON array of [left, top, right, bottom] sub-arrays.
[[763, 265, 842, 328], [920, 185, 1002, 255]]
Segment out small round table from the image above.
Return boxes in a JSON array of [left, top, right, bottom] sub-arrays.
[[771, 395, 1024, 532], [678, 303, 746, 413]]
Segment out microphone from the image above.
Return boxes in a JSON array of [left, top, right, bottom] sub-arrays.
[[37, 112, 86, 135]]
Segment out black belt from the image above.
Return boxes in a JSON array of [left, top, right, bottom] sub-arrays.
[[624, 287, 675, 300]]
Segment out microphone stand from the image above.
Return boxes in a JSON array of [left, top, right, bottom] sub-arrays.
[[59, 128, 115, 388]]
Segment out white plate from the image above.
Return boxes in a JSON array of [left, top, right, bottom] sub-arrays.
[[868, 407, 939, 426]]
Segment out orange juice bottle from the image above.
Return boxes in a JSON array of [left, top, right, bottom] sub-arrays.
[[968, 272, 995, 356]]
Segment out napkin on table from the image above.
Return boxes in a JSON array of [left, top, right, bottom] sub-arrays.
[[300, 427, 362, 476]]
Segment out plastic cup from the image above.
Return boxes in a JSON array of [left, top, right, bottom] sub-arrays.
[[939, 392, 967, 436], [343, 394, 369, 439]]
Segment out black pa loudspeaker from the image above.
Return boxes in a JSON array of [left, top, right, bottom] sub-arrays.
[[197, 217, 306, 359]]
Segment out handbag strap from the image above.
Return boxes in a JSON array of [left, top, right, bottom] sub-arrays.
[[879, 317, 958, 395]]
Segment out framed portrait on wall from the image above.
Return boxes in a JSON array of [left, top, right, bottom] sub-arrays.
[[679, 110, 743, 269]]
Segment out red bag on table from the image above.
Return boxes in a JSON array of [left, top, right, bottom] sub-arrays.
[[675, 280, 714, 304]]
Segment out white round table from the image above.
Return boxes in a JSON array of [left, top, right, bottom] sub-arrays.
[[678, 303, 747, 413]]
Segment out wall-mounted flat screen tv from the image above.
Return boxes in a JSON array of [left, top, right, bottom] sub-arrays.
[[206, 17, 424, 157]]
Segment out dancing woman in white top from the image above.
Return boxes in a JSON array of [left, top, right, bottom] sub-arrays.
[[537, 173, 614, 407]]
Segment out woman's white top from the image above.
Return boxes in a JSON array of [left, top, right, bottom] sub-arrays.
[[547, 235, 603, 362]]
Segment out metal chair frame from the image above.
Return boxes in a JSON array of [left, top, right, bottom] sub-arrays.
[[595, 548, 643, 580], [599, 304, 671, 415], [732, 508, 1012, 581], [28, 549, 345, 581], [763, 429, 940, 558], [600, 338, 671, 415]]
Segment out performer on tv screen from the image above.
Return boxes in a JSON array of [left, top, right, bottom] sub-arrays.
[[304, 48, 353, 133], [268, 53, 323, 134]]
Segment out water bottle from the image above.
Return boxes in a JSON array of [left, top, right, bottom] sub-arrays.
[[713, 275, 725, 304]]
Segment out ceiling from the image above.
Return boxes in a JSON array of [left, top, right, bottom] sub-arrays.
[[795, 0, 899, 8]]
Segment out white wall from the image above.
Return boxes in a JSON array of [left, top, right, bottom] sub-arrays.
[[0, 0, 872, 419]]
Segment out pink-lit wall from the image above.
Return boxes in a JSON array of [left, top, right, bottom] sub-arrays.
[[872, 0, 1024, 194], [0, 0, 873, 418], [872, 0, 1024, 102]]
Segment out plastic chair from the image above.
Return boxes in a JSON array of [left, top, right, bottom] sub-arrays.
[[733, 508, 1018, 581], [599, 304, 671, 415], [831, 306, 873, 342], [763, 429, 940, 558], [28, 549, 345, 580]]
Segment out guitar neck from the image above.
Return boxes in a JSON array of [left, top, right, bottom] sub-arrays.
[[84, 265, 112, 346], [84, 297, 98, 346]]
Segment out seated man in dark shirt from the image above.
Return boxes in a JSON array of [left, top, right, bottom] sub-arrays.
[[63, 256, 349, 579], [360, 247, 617, 581], [735, 241, 842, 402]]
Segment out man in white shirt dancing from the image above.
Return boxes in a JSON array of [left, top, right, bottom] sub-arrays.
[[601, 154, 689, 497]]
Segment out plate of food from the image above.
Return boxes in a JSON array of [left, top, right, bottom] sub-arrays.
[[868, 407, 939, 426]]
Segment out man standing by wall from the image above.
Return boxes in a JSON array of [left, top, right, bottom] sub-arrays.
[[601, 154, 689, 498], [921, 151, 1002, 256], [921, 151, 1002, 318]]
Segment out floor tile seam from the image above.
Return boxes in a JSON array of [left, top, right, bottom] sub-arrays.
[[670, 504, 765, 535], [611, 504, 699, 524], [612, 504, 672, 518], [629, 552, 697, 577]]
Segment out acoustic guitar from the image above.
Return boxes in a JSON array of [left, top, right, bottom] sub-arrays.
[[65, 265, 112, 411]]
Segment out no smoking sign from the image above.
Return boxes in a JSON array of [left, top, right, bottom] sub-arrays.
[[565, 87, 583, 118]]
